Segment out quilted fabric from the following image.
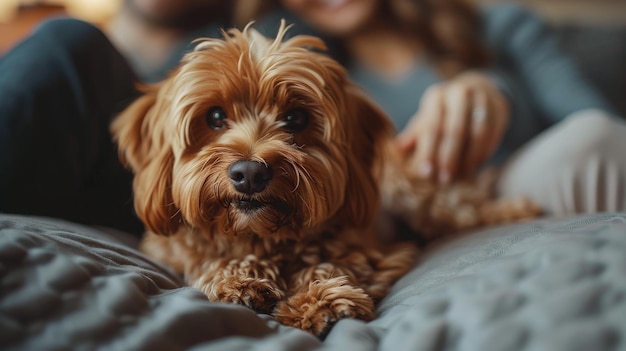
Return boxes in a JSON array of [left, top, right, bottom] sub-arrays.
[[1, 213, 625, 351], [374, 214, 626, 351], [0, 215, 275, 351]]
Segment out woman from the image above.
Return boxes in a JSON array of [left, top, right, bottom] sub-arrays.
[[257, 0, 626, 215]]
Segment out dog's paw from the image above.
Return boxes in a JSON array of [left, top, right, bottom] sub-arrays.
[[273, 276, 374, 338], [213, 276, 285, 314], [480, 197, 543, 224], [192, 255, 286, 313]]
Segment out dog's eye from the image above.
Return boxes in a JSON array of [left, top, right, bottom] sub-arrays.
[[282, 108, 309, 132], [206, 106, 227, 130]]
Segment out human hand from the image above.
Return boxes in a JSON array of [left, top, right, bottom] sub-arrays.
[[396, 71, 510, 184]]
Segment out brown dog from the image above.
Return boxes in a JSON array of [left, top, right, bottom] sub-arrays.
[[112, 22, 418, 337], [112, 22, 539, 337]]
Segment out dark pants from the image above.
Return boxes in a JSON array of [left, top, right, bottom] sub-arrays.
[[0, 18, 144, 235]]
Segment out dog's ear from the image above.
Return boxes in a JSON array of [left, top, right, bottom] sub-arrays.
[[338, 86, 395, 228], [111, 85, 183, 236]]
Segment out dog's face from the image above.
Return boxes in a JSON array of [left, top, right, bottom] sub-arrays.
[[112, 23, 392, 239]]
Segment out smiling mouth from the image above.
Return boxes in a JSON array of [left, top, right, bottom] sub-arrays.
[[231, 198, 293, 215], [232, 199, 266, 212]]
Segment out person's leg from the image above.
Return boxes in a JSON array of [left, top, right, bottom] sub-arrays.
[[497, 110, 626, 215], [0, 18, 144, 235]]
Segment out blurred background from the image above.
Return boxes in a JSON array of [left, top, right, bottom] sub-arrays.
[[0, 0, 121, 53], [1, 0, 626, 55]]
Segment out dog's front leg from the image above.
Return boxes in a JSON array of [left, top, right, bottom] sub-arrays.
[[187, 254, 286, 314], [273, 263, 374, 337]]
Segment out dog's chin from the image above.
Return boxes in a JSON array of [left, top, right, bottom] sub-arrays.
[[226, 198, 298, 238], [230, 197, 291, 214], [232, 199, 268, 212]]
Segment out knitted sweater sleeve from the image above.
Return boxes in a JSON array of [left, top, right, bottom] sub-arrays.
[[481, 3, 617, 124]]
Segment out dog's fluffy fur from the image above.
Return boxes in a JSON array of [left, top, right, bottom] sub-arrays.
[[112, 22, 539, 337]]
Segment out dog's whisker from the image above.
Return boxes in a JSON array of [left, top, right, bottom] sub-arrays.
[[208, 177, 231, 209], [287, 159, 313, 194], [296, 193, 313, 215], [200, 154, 216, 172], [292, 168, 301, 194], [170, 208, 182, 221], [113, 22, 429, 338]]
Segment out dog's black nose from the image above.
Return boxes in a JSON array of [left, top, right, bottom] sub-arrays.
[[228, 160, 273, 194]]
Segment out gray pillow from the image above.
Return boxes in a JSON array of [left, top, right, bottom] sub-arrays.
[[2, 212, 625, 351]]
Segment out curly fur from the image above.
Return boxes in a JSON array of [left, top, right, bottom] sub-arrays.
[[112, 21, 539, 337], [112, 21, 416, 336]]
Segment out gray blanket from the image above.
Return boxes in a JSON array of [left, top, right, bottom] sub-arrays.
[[1, 213, 625, 351]]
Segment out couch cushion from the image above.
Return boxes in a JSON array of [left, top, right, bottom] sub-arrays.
[[376, 213, 626, 351], [1, 213, 625, 350]]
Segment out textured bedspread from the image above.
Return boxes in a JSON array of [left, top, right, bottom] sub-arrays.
[[1, 213, 625, 351]]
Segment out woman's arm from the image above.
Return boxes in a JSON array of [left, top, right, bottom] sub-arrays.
[[481, 3, 617, 124]]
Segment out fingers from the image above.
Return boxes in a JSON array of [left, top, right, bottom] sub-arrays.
[[461, 88, 510, 176], [397, 72, 510, 184], [484, 91, 509, 163], [396, 117, 418, 153], [460, 89, 489, 176], [437, 85, 470, 184], [410, 86, 445, 180]]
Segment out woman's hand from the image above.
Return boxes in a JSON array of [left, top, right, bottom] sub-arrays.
[[396, 71, 510, 184]]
